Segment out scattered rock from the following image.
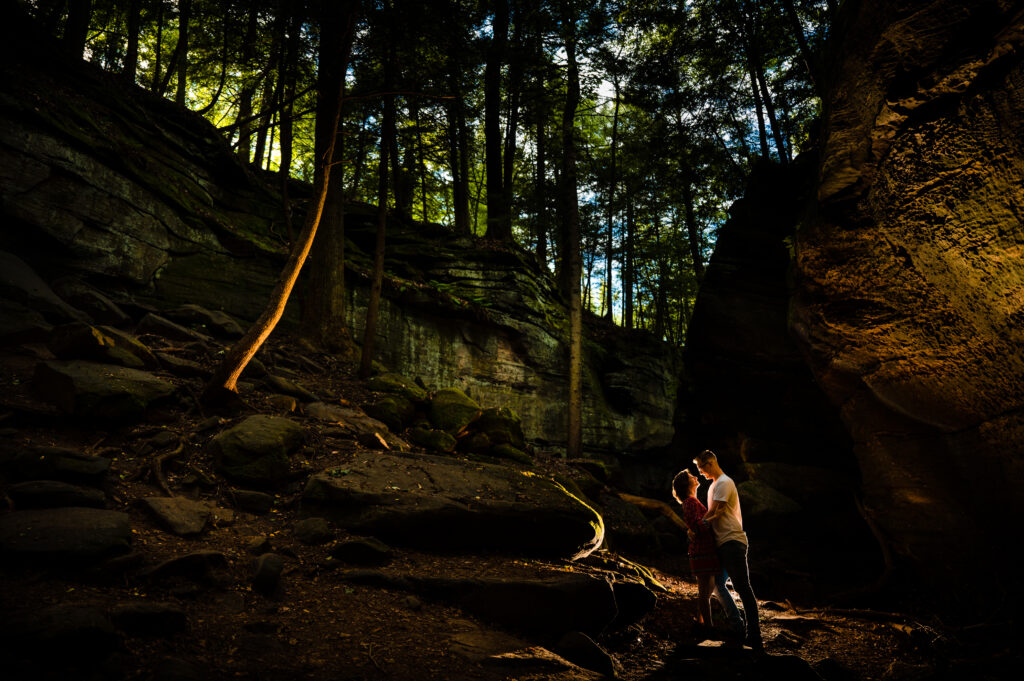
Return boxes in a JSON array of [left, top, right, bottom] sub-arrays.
[[163, 304, 245, 338], [141, 496, 212, 535], [0, 298, 53, 345], [156, 352, 209, 378], [151, 656, 204, 681], [1, 605, 118, 659], [491, 443, 532, 465], [407, 425, 457, 453], [7, 480, 107, 509], [209, 415, 305, 488], [247, 535, 272, 554], [110, 602, 189, 637], [263, 373, 318, 402], [428, 388, 481, 433], [140, 550, 230, 584], [267, 394, 298, 412], [470, 407, 526, 449], [252, 553, 286, 594], [292, 516, 332, 545], [138, 313, 213, 344], [302, 452, 604, 559], [364, 394, 416, 432], [328, 537, 394, 566], [0, 445, 112, 483], [50, 277, 132, 327], [0, 250, 88, 323], [230, 489, 275, 514], [33, 360, 178, 420], [368, 372, 428, 401], [555, 631, 618, 679], [48, 321, 160, 369], [0, 507, 131, 562]]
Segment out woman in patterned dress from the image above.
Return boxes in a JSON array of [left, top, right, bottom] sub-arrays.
[[673, 469, 722, 630]]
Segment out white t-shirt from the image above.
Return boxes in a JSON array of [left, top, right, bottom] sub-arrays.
[[707, 473, 748, 547]]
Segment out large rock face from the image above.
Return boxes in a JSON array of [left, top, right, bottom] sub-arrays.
[[797, 0, 1024, 605], [0, 8, 679, 457], [690, 0, 1024, 612]]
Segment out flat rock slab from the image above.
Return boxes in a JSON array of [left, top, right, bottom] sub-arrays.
[[0, 507, 131, 561], [0, 445, 111, 483], [1, 605, 118, 659], [33, 360, 177, 420], [303, 452, 604, 560], [142, 497, 212, 535]]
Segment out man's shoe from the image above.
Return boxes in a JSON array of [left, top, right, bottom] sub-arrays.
[[744, 636, 765, 654]]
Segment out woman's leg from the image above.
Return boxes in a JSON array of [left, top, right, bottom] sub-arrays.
[[697, 574, 715, 626]]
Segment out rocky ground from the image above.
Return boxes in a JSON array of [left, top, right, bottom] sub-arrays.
[[0, 290, 1014, 681]]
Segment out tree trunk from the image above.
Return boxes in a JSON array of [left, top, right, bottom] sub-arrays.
[[123, 0, 141, 82], [682, 181, 704, 281], [604, 80, 619, 321], [535, 108, 548, 267], [747, 55, 770, 159], [63, 0, 92, 58], [781, 0, 820, 95], [201, 51, 349, 405], [561, 8, 583, 460], [623, 197, 634, 330], [278, 4, 301, 238], [753, 54, 787, 164], [484, 0, 511, 241], [360, 25, 397, 379], [447, 91, 471, 234], [652, 214, 666, 340], [174, 0, 192, 106], [301, 0, 358, 351], [152, 1, 164, 92], [235, 9, 261, 161]]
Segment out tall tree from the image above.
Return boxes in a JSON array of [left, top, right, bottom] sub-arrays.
[[202, 3, 358, 404], [484, 0, 511, 241]]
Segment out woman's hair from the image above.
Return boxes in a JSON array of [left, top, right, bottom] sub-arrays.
[[672, 470, 697, 503]]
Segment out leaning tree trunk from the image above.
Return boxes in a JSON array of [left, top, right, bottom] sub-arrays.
[[201, 25, 351, 405]]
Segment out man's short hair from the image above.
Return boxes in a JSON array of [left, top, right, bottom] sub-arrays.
[[693, 449, 718, 466]]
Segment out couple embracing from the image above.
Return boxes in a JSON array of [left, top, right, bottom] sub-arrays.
[[673, 449, 764, 653]]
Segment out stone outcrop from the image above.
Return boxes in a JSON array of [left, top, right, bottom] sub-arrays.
[[796, 0, 1024, 604], [688, 0, 1024, 611], [0, 11, 679, 458]]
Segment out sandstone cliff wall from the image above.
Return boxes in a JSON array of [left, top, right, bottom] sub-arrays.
[[0, 12, 678, 457]]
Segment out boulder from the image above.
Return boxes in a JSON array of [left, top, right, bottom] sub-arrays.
[[743, 462, 851, 509], [263, 373, 317, 402], [303, 452, 604, 559], [48, 321, 160, 369], [50, 277, 133, 327], [0, 298, 53, 345], [1, 605, 118, 659], [155, 352, 208, 378], [368, 372, 427, 402], [554, 632, 618, 679], [139, 551, 230, 584], [210, 415, 305, 488], [0, 446, 111, 482], [163, 303, 245, 338], [471, 407, 526, 450], [491, 443, 532, 466], [0, 250, 88, 323], [0, 507, 131, 561], [138, 313, 213, 344], [252, 553, 286, 594], [33, 360, 177, 420], [7, 480, 106, 509], [364, 394, 416, 432], [737, 480, 802, 519], [428, 388, 481, 434], [110, 602, 189, 637], [407, 426, 457, 453], [304, 402, 409, 451], [292, 517, 332, 545], [229, 489, 275, 514], [141, 497, 212, 535], [328, 537, 394, 566]]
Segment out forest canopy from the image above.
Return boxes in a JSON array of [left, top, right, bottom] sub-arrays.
[[24, 0, 831, 344]]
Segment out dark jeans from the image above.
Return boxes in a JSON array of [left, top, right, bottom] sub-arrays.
[[718, 540, 761, 643]]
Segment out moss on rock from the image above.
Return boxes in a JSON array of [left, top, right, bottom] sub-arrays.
[[427, 388, 481, 434], [368, 372, 427, 402], [407, 426, 457, 454]]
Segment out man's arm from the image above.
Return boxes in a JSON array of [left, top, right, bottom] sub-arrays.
[[703, 499, 726, 523]]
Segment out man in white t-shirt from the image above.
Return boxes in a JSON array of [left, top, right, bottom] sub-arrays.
[[695, 449, 763, 652]]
